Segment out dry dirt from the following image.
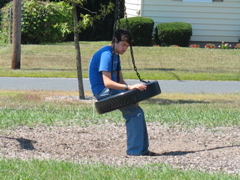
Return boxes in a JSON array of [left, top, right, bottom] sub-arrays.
[[1, 123, 240, 175]]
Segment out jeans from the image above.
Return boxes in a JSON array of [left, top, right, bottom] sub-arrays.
[[95, 88, 149, 155]]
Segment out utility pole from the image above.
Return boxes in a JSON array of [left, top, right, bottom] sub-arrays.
[[11, 0, 21, 69]]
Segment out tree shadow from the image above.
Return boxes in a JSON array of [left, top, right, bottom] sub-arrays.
[[125, 68, 176, 71], [122, 66, 183, 81], [1, 136, 35, 150], [161, 144, 240, 156], [129, 68, 183, 81]]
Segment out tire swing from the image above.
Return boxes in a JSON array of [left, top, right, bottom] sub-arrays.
[[95, 0, 161, 114]]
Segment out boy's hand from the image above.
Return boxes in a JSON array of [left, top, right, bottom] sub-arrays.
[[128, 83, 147, 91]]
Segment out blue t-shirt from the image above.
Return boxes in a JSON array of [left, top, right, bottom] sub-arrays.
[[88, 45, 121, 95]]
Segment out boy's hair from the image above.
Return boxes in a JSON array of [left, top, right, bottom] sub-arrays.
[[112, 29, 133, 45]]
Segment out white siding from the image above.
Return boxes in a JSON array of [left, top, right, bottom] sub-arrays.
[[125, 0, 141, 17], [126, 0, 240, 42]]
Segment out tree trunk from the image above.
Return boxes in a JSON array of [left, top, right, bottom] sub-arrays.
[[11, 0, 21, 69], [72, 2, 85, 99]]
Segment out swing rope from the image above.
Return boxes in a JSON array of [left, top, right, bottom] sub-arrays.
[[114, 0, 148, 83]]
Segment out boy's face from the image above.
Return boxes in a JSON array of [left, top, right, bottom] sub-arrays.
[[114, 40, 129, 55]]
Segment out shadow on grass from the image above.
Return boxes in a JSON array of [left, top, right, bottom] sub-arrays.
[[1, 136, 35, 150], [136, 68, 182, 81], [124, 68, 176, 71]]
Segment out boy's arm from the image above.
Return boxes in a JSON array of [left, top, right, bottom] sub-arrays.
[[102, 71, 127, 90], [102, 71, 147, 91]]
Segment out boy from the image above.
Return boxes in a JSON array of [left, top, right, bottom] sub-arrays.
[[88, 29, 158, 156]]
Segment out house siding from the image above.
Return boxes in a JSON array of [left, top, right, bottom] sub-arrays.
[[125, 0, 142, 17], [125, 0, 240, 42]]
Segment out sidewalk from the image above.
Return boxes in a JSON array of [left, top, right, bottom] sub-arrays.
[[0, 77, 239, 93]]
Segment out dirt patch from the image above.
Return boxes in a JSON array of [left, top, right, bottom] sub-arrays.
[[1, 123, 239, 174]]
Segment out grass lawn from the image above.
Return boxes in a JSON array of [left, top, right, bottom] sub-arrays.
[[1, 159, 239, 180], [0, 41, 239, 81], [0, 41, 239, 179], [0, 91, 239, 179], [0, 91, 239, 129]]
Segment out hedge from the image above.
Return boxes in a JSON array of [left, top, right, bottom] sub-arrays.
[[155, 22, 192, 47], [118, 17, 154, 46]]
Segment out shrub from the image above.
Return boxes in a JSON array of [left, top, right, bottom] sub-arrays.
[[154, 22, 192, 47], [0, 0, 72, 44], [118, 17, 154, 46], [0, 2, 12, 43]]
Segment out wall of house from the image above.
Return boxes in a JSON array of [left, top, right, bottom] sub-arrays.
[[125, 0, 240, 43], [125, 0, 142, 17]]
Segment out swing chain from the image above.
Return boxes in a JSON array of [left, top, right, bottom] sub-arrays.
[[129, 46, 148, 83], [122, 2, 148, 83], [115, 0, 148, 83], [114, 0, 124, 31]]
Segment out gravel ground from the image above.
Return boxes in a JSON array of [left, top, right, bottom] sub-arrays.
[[1, 122, 240, 175]]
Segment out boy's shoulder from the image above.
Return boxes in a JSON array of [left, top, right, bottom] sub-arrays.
[[100, 45, 112, 51], [95, 45, 112, 55]]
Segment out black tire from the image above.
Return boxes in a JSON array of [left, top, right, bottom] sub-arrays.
[[95, 81, 161, 114]]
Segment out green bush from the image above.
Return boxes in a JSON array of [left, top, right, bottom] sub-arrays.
[[0, 2, 12, 43], [118, 17, 154, 46], [155, 22, 192, 47], [0, 0, 72, 44]]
